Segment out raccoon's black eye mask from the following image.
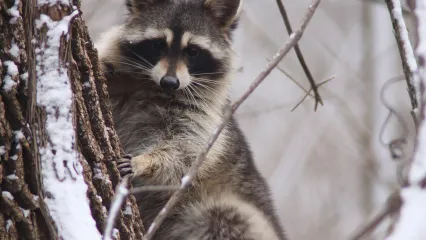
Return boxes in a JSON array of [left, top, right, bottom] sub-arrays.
[[121, 38, 224, 78]]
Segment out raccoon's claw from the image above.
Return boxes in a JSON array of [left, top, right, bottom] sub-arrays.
[[117, 154, 133, 177]]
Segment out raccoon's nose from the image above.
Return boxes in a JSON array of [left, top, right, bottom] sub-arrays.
[[160, 76, 180, 90]]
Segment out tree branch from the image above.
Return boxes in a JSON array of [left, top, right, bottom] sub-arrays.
[[385, 0, 419, 119], [386, 0, 426, 239], [142, 0, 322, 239], [276, 0, 324, 111]]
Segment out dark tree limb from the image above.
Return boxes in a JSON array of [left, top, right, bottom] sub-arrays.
[[276, 0, 324, 111]]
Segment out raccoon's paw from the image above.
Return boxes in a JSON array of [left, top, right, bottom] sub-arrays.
[[117, 154, 133, 178]]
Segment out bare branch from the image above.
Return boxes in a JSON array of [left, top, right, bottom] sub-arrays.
[[103, 176, 130, 240], [142, 0, 322, 239], [385, 0, 419, 114], [386, 0, 426, 239], [350, 192, 402, 240], [130, 185, 180, 195], [276, 0, 323, 111], [290, 76, 335, 111]]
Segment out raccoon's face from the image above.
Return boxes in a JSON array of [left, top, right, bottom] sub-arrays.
[[99, 0, 241, 99]]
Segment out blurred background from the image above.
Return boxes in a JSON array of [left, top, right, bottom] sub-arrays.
[[80, 0, 416, 239]]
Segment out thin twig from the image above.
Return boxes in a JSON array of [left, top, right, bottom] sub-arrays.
[[378, 76, 409, 161], [291, 76, 335, 111], [103, 176, 130, 240], [142, 1, 322, 239], [385, 0, 419, 123], [276, 0, 323, 111], [131, 185, 181, 195], [350, 192, 402, 240], [267, 58, 315, 97]]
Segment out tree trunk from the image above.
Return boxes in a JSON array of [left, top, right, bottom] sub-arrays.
[[0, 0, 144, 239]]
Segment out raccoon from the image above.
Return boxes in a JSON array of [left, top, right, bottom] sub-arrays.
[[96, 0, 287, 239]]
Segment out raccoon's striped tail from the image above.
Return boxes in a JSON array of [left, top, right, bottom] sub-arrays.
[[169, 193, 284, 240]]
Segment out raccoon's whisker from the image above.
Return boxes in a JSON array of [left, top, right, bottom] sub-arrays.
[[110, 58, 153, 72], [191, 83, 222, 103], [183, 88, 197, 112], [112, 68, 151, 75], [186, 85, 199, 111], [120, 45, 155, 68], [188, 84, 213, 113], [192, 83, 223, 98], [192, 78, 226, 86], [105, 61, 152, 73], [118, 56, 154, 69], [129, 51, 154, 68], [191, 72, 228, 76]]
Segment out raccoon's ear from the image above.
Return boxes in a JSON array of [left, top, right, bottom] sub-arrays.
[[204, 0, 242, 30], [126, 0, 165, 14]]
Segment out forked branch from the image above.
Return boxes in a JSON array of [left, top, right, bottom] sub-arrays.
[[276, 0, 324, 111]]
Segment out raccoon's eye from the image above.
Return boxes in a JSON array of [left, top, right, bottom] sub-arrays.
[[185, 46, 200, 57], [152, 40, 167, 52]]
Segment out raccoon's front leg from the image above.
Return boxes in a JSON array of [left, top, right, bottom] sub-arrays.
[[127, 144, 191, 186]]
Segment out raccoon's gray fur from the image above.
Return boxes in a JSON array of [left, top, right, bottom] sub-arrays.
[[96, 0, 287, 239]]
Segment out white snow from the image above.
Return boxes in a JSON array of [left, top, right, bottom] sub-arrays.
[[0, 146, 5, 155], [181, 175, 190, 187], [10, 155, 18, 160], [7, 174, 18, 180], [14, 130, 24, 142], [9, 43, 20, 59], [34, 1, 101, 239], [3, 61, 19, 92], [6, 220, 13, 232], [20, 207, 30, 218], [112, 229, 119, 238], [2, 191, 14, 200], [387, 187, 426, 239], [8, 0, 20, 24], [147, 222, 156, 234], [387, 1, 426, 239], [82, 81, 91, 88], [123, 204, 132, 215], [20, 72, 28, 82]]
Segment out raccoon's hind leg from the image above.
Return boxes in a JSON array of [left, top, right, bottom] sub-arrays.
[[168, 192, 282, 240]]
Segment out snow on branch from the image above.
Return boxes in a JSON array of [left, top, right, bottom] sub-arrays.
[[385, 0, 419, 113], [386, 0, 426, 239], [34, 1, 101, 239]]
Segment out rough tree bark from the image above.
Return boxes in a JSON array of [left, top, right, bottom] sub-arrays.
[[0, 0, 144, 239]]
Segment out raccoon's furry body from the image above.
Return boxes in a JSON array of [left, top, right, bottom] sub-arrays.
[[96, 0, 287, 239]]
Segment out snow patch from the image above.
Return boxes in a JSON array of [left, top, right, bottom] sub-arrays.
[[10, 155, 18, 160], [2, 191, 14, 200], [14, 130, 24, 142], [0, 146, 5, 155], [123, 204, 132, 215], [8, 0, 20, 24], [181, 175, 190, 187], [387, 187, 426, 239], [34, 5, 101, 240], [7, 174, 18, 180], [9, 43, 20, 59], [3, 61, 19, 92], [20, 207, 30, 218], [6, 220, 13, 232], [20, 72, 28, 82], [112, 228, 119, 238]]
